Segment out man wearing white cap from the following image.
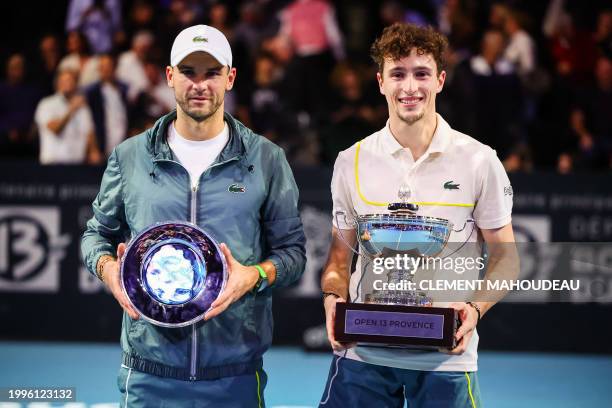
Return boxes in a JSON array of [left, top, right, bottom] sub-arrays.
[[81, 25, 306, 407]]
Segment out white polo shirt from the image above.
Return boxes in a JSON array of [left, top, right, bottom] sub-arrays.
[[331, 113, 512, 372], [35, 93, 94, 165]]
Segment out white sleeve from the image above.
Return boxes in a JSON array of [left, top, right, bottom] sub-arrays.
[[331, 152, 356, 230], [324, 6, 345, 61], [472, 148, 513, 230], [34, 99, 53, 130], [81, 105, 94, 134]]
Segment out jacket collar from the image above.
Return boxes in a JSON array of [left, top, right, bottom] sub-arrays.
[[148, 110, 246, 162]]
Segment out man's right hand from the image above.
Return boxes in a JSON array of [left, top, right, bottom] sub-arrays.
[[101, 243, 139, 320], [68, 94, 86, 113], [324, 295, 356, 351]]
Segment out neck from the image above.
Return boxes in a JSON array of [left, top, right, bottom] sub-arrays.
[[174, 107, 225, 141], [388, 113, 438, 161]]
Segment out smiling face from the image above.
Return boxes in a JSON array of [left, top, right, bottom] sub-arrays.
[[166, 51, 236, 123], [377, 49, 445, 126]]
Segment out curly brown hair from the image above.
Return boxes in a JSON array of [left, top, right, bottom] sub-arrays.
[[370, 23, 449, 74]]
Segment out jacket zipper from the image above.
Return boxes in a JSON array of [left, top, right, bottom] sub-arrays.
[[155, 155, 241, 381], [190, 183, 198, 381]]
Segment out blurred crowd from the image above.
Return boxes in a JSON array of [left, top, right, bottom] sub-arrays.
[[1, 0, 611, 173]]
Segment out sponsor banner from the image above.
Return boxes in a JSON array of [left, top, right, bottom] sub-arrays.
[[0, 165, 611, 352]]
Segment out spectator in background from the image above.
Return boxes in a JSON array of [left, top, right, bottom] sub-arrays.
[[237, 52, 296, 147], [594, 9, 612, 58], [58, 31, 100, 87], [279, 0, 345, 121], [33, 34, 62, 96], [125, 0, 156, 38], [66, 0, 122, 54], [379, 1, 405, 26], [130, 61, 175, 133], [543, 2, 598, 85], [319, 62, 386, 163], [437, 0, 477, 57], [209, 2, 233, 41], [0, 54, 42, 159], [162, 0, 203, 42], [450, 29, 523, 159], [34, 69, 101, 165], [500, 7, 537, 79], [233, 2, 270, 60], [84, 54, 128, 157], [569, 56, 612, 170], [116, 31, 154, 102]]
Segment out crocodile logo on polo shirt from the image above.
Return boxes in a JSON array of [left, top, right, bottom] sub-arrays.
[[193, 36, 208, 43], [444, 181, 460, 190], [228, 183, 246, 193]]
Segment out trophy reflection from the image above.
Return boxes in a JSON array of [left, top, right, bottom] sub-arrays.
[[334, 184, 463, 349]]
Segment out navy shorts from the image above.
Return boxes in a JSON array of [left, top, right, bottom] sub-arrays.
[[118, 365, 267, 408], [319, 355, 482, 408]]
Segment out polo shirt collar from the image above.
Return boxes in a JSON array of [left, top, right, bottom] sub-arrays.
[[381, 113, 452, 157]]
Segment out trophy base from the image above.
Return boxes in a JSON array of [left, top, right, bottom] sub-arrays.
[[335, 302, 459, 350]]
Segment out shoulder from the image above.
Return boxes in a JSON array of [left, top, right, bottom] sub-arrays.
[[233, 116, 286, 161], [333, 127, 383, 173], [448, 127, 499, 166], [114, 131, 149, 160], [36, 94, 61, 111]]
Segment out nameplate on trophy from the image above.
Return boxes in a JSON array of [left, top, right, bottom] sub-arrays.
[[335, 303, 458, 349]]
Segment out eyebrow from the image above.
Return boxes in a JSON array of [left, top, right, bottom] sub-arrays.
[[177, 64, 224, 71]]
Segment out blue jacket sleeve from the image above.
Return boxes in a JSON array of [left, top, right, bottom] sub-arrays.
[[261, 148, 307, 287], [80, 149, 129, 276]]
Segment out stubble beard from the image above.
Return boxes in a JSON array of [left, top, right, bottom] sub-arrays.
[[177, 94, 224, 123], [399, 109, 425, 125]]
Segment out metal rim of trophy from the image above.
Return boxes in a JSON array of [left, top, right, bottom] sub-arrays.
[[120, 220, 228, 328]]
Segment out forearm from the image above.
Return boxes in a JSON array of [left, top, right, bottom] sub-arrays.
[[266, 243, 306, 287], [321, 263, 350, 299], [474, 243, 519, 318], [47, 110, 74, 134], [321, 228, 356, 299]]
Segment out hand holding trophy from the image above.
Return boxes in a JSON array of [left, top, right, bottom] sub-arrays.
[[333, 184, 473, 349]]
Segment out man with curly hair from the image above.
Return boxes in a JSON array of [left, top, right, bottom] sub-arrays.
[[319, 23, 515, 407]]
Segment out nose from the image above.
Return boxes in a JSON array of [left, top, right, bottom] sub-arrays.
[[404, 74, 418, 94], [190, 75, 208, 92]]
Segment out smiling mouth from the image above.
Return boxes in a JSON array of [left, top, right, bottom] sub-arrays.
[[398, 96, 423, 107]]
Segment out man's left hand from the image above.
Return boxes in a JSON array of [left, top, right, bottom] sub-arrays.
[[443, 302, 479, 355], [204, 243, 259, 320]]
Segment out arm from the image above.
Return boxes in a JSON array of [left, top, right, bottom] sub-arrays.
[[81, 149, 138, 318], [47, 95, 86, 134], [448, 223, 517, 354], [570, 109, 594, 151], [86, 130, 103, 164], [257, 147, 307, 287], [204, 147, 306, 320], [321, 226, 357, 351]]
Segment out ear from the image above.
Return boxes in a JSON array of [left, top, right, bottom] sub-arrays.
[[226, 66, 237, 91], [377, 71, 385, 95], [165, 66, 174, 88], [436, 70, 446, 93]]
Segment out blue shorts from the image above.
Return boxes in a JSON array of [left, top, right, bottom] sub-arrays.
[[319, 355, 482, 408], [118, 365, 267, 408]]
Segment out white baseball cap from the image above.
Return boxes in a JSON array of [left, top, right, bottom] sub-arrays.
[[170, 25, 232, 67]]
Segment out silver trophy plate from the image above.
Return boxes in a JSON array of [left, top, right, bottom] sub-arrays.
[[121, 221, 228, 327]]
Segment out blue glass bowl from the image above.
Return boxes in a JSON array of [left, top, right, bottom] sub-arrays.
[[121, 221, 227, 327], [356, 214, 452, 257]]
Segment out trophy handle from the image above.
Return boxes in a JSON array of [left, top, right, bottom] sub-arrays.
[[452, 218, 475, 233], [440, 218, 476, 259], [334, 210, 361, 257]]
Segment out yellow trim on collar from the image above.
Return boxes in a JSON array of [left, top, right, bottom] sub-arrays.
[[354, 141, 475, 208]]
